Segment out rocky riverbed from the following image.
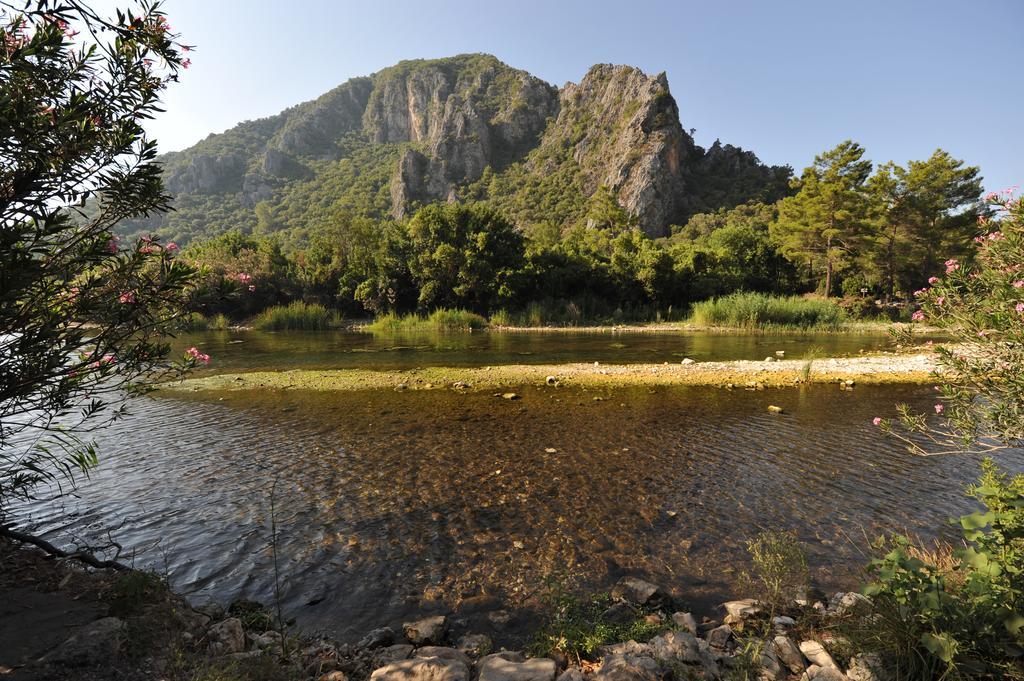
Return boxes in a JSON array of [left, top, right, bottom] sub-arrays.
[[165, 352, 936, 394], [3, 538, 891, 681]]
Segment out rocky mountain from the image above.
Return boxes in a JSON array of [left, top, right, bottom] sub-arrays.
[[130, 54, 790, 244]]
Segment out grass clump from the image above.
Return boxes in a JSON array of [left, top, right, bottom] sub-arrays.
[[252, 302, 341, 331], [689, 292, 845, 330], [530, 582, 665, 663], [368, 308, 487, 332]]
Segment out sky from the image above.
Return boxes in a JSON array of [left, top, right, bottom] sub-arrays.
[[104, 0, 1022, 192]]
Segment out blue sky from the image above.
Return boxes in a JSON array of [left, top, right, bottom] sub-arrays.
[[132, 0, 1021, 191]]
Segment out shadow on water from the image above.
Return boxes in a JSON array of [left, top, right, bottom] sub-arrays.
[[13, 378, 1023, 644]]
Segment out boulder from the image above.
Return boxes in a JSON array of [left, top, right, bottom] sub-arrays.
[[808, 666, 846, 681], [602, 602, 639, 625], [798, 641, 837, 669], [456, 633, 492, 658], [706, 624, 733, 650], [833, 592, 872, 618], [611, 577, 661, 606], [477, 655, 557, 681], [250, 630, 283, 650], [370, 656, 470, 681], [40, 616, 125, 665], [403, 615, 448, 645], [847, 653, 890, 681], [557, 668, 585, 681], [360, 627, 396, 649], [477, 651, 526, 667], [722, 599, 761, 620], [375, 644, 415, 666], [591, 654, 663, 681], [771, 636, 805, 675], [416, 646, 472, 669], [648, 631, 703, 664], [771, 616, 796, 630], [208, 617, 246, 655], [671, 612, 698, 635]]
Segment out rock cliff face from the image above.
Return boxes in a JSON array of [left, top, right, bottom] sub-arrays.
[[147, 53, 789, 241]]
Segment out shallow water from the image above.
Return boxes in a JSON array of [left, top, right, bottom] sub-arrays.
[[11, 331, 1021, 645], [169, 328, 941, 372]]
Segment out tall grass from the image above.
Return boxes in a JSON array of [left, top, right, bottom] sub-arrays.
[[252, 302, 342, 331], [689, 292, 845, 330], [367, 308, 487, 332]]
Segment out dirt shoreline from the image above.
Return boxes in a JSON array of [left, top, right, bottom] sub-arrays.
[[164, 352, 937, 394]]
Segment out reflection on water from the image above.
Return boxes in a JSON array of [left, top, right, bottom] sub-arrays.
[[13, 379, 1023, 644], [169, 329, 941, 373]]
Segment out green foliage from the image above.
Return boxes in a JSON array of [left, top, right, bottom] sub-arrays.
[[689, 293, 845, 329], [771, 141, 873, 297], [406, 203, 525, 312], [0, 2, 200, 508], [740, 531, 809, 614], [856, 460, 1024, 679], [252, 302, 342, 331], [366, 308, 487, 333], [530, 585, 664, 662]]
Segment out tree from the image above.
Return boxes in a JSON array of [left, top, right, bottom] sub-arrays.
[[184, 231, 290, 317], [867, 151, 983, 300], [1, 1, 198, 509], [771, 141, 872, 296], [406, 203, 525, 313]]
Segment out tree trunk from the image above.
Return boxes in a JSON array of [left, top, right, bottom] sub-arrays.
[[824, 234, 833, 297]]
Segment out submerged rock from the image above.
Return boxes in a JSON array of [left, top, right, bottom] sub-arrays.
[[403, 615, 448, 645], [611, 576, 661, 606]]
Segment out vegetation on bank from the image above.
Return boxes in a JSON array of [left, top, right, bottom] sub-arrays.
[[171, 142, 985, 329], [252, 301, 342, 331], [366, 308, 487, 332], [689, 292, 845, 330]]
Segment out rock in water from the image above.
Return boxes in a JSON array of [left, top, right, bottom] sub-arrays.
[[610, 576, 662, 606], [402, 615, 448, 645]]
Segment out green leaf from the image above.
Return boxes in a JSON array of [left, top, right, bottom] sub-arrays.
[[921, 632, 958, 663]]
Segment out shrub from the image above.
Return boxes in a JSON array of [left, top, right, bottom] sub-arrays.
[[366, 308, 486, 332], [252, 302, 341, 331], [853, 460, 1024, 679], [740, 531, 809, 614], [689, 292, 846, 329]]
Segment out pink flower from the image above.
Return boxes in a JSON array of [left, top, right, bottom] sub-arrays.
[[935, 296, 945, 305], [934, 404, 944, 414], [107, 237, 119, 253], [236, 272, 252, 284], [166, 242, 179, 252], [913, 288, 927, 298], [182, 58, 191, 69], [987, 231, 1004, 241], [118, 291, 136, 304], [1016, 303, 1024, 313], [1013, 281, 1024, 288], [984, 191, 999, 201], [872, 417, 882, 426], [945, 258, 959, 274], [186, 347, 211, 364], [911, 310, 925, 322], [139, 245, 156, 254], [928, 277, 939, 285]]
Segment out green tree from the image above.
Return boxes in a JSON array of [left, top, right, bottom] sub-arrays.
[[406, 203, 525, 313], [771, 141, 872, 296], [867, 150, 983, 300], [584, 185, 636, 234], [184, 231, 291, 317], [1, 1, 198, 508]]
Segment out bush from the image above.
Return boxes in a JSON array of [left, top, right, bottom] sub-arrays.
[[852, 460, 1024, 679], [252, 302, 341, 331], [689, 292, 846, 329], [740, 531, 809, 615], [366, 308, 487, 332]]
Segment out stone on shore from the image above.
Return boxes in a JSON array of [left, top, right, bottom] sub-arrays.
[[671, 611, 698, 635], [772, 635, 806, 675], [477, 655, 557, 681], [359, 627, 396, 649], [370, 656, 469, 681], [40, 616, 125, 665], [456, 633, 492, 658], [722, 599, 761, 620], [403, 615, 448, 645], [416, 646, 472, 669], [805, 665, 846, 681], [207, 617, 246, 655], [591, 654, 662, 681], [798, 641, 837, 669], [375, 644, 415, 665]]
